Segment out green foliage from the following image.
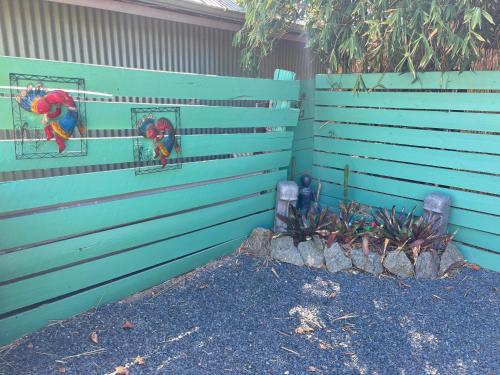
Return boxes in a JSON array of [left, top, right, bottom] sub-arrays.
[[235, 0, 497, 76], [326, 201, 378, 246], [277, 204, 333, 244], [375, 205, 452, 258]]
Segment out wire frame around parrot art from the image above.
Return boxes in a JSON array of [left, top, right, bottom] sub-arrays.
[[131, 107, 182, 175], [10, 73, 87, 159]]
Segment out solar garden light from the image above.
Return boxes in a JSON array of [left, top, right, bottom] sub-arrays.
[[423, 193, 452, 247], [274, 180, 298, 232]]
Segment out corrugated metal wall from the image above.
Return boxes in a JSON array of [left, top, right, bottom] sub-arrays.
[[0, 0, 318, 79]]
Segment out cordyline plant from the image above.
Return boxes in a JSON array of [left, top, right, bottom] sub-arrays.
[[234, 0, 497, 77], [375, 205, 453, 261]]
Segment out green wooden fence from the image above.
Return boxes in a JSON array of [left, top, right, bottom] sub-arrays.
[[0, 58, 498, 345], [0, 56, 300, 344], [312, 71, 500, 272]]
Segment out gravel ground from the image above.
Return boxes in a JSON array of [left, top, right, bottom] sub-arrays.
[[1, 253, 499, 375]]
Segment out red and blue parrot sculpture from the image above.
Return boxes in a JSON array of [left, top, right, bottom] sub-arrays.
[[16, 84, 85, 153], [136, 114, 180, 167]]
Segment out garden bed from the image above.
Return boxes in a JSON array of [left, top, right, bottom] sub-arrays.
[[1, 251, 498, 374]]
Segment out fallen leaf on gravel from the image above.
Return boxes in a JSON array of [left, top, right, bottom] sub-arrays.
[[114, 366, 129, 375], [319, 342, 328, 350], [198, 284, 209, 289], [89, 331, 98, 344], [122, 321, 134, 330], [134, 355, 145, 365], [467, 263, 481, 270], [295, 326, 314, 334]]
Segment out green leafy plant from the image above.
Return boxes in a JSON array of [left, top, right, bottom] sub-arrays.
[[277, 204, 333, 244], [326, 201, 378, 248], [375, 205, 453, 260], [235, 0, 497, 76]]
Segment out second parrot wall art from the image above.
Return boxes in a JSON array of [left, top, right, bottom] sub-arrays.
[[132, 107, 182, 175]]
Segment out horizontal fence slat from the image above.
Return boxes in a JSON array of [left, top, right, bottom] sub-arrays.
[[0, 171, 283, 253], [314, 137, 500, 175], [314, 123, 500, 154], [313, 167, 500, 234], [457, 244, 500, 272], [0, 99, 300, 130], [0, 210, 272, 316], [315, 91, 499, 111], [315, 106, 500, 133], [316, 71, 500, 90], [0, 236, 242, 345], [313, 152, 500, 197], [0, 56, 300, 101], [0, 150, 291, 213], [449, 225, 499, 254], [0, 191, 276, 283], [0, 132, 293, 173]]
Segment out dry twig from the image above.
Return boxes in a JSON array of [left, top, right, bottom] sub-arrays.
[[281, 347, 300, 356], [328, 313, 358, 323]]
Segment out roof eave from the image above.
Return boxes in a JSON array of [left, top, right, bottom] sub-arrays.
[[47, 0, 305, 42]]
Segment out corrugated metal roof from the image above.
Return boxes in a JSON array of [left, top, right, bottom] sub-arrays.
[[179, 0, 243, 12], [133, 0, 243, 15]]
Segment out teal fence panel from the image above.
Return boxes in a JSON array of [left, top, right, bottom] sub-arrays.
[[0, 56, 300, 344], [313, 71, 500, 271]]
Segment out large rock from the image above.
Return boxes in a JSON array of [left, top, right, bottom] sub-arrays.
[[298, 237, 324, 268], [383, 250, 414, 278], [415, 251, 440, 279], [271, 236, 304, 266], [324, 242, 352, 273], [439, 242, 465, 275], [243, 227, 272, 256], [351, 248, 383, 275]]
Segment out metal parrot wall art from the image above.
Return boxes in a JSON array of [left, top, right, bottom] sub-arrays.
[[16, 83, 85, 153], [135, 114, 180, 167]]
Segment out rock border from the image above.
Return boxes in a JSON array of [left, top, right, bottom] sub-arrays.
[[244, 228, 464, 279]]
